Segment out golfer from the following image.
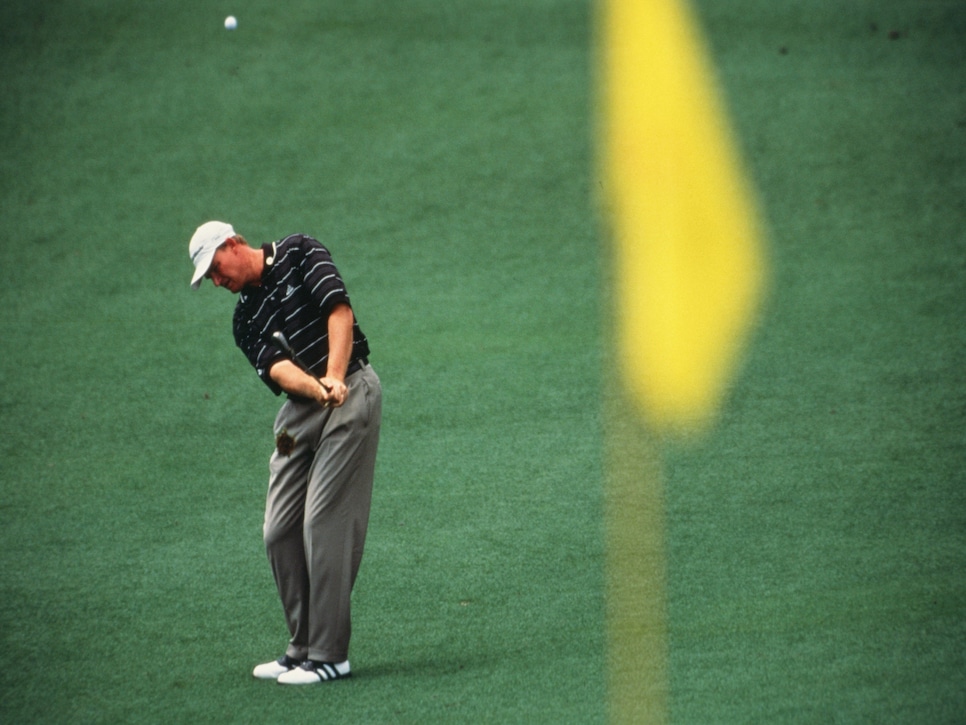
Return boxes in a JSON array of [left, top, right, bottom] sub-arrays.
[[189, 221, 382, 685]]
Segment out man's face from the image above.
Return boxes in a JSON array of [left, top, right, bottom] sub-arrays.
[[207, 241, 246, 293]]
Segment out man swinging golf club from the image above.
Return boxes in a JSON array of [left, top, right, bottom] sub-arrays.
[[189, 221, 382, 685]]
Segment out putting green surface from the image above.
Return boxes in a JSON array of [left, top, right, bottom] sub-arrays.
[[1, 1, 964, 722]]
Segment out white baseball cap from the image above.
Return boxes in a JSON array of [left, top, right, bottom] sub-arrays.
[[189, 221, 235, 289]]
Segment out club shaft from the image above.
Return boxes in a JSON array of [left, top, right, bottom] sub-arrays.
[[273, 332, 315, 378]]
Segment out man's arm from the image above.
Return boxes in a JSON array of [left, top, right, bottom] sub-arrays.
[[318, 303, 354, 406], [268, 360, 330, 404], [268, 303, 355, 408]]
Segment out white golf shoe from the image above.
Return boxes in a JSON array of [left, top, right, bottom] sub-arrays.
[[252, 655, 300, 680], [277, 660, 351, 685]]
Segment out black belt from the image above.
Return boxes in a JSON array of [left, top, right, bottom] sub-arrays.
[[347, 357, 369, 377]]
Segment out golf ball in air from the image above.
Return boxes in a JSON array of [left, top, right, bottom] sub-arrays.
[[224, 16, 238, 30]]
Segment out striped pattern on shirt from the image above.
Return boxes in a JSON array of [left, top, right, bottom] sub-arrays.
[[233, 234, 370, 396]]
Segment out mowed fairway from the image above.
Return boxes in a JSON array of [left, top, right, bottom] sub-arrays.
[[0, 1, 603, 722], [1, 1, 964, 723], [662, 2, 966, 722]]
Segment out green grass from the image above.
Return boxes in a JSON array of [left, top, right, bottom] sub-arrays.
[[1, 0, 964, 723], [0, 1, 603, 722], [665, 1, 966, 721]]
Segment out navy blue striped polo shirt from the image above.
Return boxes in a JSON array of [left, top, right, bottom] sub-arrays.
[[233, 234, 370, 396]]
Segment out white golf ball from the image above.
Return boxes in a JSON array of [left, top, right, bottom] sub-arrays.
[[224, 16, 238, 30]]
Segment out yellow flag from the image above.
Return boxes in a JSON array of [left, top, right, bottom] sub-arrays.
[[601, 0, 765, 432]]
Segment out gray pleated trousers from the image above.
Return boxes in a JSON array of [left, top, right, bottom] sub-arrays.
[[263, 364, 381, 663]]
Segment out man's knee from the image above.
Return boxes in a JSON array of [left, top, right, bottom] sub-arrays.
[[263, 518, 300, 549]]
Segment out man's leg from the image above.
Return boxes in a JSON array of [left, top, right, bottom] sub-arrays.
[[304, 366, 382, 664], [263, 398, 323, 661]]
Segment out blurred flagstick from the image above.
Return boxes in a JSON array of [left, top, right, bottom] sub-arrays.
[[599, 0, 766, 720]]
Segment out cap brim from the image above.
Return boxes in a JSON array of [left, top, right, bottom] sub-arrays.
[[190, 247, 217, 289]]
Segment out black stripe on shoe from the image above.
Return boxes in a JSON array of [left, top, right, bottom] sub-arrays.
[[319, 663, 337, 680], [309, 661, 351, 681]]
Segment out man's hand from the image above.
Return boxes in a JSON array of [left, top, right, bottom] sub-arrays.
[[317, 377, 348, 408]]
